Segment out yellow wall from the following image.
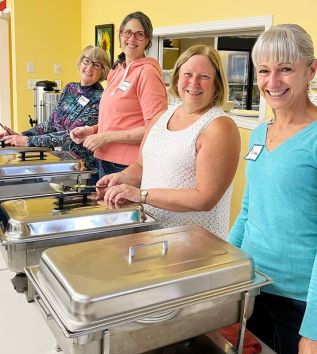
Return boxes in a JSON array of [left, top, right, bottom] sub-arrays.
[[80, 0, 317, 56], [230, 128, 250, 225], [10, 0, 81, 131]]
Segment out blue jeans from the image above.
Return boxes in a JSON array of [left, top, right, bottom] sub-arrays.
[[247, 292, 306, 354], [98, 160, 127, 179]]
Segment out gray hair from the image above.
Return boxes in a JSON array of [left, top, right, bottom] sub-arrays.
[[252, 24, 315, 67], [77, 45, 111, 81]]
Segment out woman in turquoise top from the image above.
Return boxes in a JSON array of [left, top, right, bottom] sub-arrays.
[[228, 24, 317, 354]]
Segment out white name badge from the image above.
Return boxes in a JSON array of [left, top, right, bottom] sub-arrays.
[[78, 95, 90, 106], [244, 144, 264, 161], [118, 80, 131, 92]]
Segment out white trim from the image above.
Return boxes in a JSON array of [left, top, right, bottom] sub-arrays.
[[228, 115, 262, 129], [153, 15, 273, 130], [153, 16, 272, 37]]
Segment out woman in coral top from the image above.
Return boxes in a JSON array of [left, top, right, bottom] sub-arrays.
[[71, 11, 167, 177]]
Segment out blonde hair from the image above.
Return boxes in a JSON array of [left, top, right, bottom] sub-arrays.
[[169, 45, 228, 107], [252, 24, 315, 67], [77, 45, 111, 81]]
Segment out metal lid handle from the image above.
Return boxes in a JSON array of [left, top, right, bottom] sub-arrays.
[[129, 239, 168, 263]]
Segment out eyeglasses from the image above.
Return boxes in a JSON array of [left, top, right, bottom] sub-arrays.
[[82, 57, 104, 70], [120, 29, 146, 41]]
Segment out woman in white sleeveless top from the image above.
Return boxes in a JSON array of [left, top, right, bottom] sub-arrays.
[[97, 45, 240, 239]]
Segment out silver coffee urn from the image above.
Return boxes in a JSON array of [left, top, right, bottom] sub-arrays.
[[29, 80, 60, 127]]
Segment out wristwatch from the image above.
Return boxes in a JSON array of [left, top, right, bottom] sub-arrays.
[[140, 189, 148, 204]]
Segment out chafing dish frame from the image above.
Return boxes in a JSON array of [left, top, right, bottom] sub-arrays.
[[0, 145, 51, 154], [24, 223, 272, 354], [27, 266, 271, 354], [0, 149, 92, 202]]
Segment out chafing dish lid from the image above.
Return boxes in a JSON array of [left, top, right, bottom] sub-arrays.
[[0, 146, 50, 155], [0, 151, 84, 178], [1, 197, 146, 241], [36, 225, 254, 328]]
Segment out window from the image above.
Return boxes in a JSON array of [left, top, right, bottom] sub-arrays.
[[218, 36, 259, 111], [149, 16, 272, 129]]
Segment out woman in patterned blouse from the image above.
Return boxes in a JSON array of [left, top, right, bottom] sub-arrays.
[[0, 45, 110, 171]]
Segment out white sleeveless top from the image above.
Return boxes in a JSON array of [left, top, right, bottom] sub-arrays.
[[141, 104, 233, 239]]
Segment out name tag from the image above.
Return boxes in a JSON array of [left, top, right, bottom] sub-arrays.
[[244, 144, 264, 161], [78, 95, 90, 106], [118, 80, 131, 92]]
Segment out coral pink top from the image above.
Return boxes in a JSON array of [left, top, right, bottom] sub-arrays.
[[94, 57, 167, 165]]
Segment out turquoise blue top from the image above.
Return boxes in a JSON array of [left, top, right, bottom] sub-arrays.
[[228, 120, 317, 341]]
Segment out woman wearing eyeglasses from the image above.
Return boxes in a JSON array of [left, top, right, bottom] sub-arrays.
[[1, 45, 110, 173], [71, 11, 168, 177]]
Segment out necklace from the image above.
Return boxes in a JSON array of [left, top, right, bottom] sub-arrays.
[[267, 134, 279, 143], [266, 124, 280, 143]]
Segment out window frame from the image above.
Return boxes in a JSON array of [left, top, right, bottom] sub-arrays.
[[149, 15, 272, 130]]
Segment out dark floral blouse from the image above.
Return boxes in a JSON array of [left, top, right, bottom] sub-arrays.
[[22, 82, 103, 171]]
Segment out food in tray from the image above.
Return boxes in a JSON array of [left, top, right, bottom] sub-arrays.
[[0, 154, 16, 163], [230, 109, 259, 117]]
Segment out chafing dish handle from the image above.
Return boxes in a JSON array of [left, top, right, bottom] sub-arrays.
[[34, 294, 53, 320], [129, 239, 168, 263], [19, 151, 46, 160]]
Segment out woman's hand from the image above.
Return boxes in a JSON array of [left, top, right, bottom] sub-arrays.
[[96, 172, 127, 188], [104, 184, 141, 206], [3, 134, 28, 146], [299, 337, 317, 354], [70, 126, 94, 144], [0, 126, 19, 138], [83, 133, 111, 151], [95, 172, 127, 199]]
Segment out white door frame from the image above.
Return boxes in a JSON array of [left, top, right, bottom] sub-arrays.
[[0, 7, 12, 126]]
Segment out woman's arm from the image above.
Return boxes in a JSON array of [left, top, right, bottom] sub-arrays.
[[97, 162, 143, 188], [144, 117, 240, 210], [70, 125, 97, 144], [104, 117, 241, 210], [227, 183, 249, 248], [299, 337, 317, 354], [299, 253, 317, 344], [83, 125, 146, 151]]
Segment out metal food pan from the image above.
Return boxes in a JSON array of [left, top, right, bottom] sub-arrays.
[[1, 199, 157, 274], [25, 225, 272, 354]]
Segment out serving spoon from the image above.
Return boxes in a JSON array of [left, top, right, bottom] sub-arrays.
[[50, 182, 107, 193]]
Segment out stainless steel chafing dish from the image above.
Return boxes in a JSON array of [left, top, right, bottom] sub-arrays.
[[0, 149, 91, 201], [0, 195, 157, 299], [0, 143, 51, 154], [26, 224, 271, 354]]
